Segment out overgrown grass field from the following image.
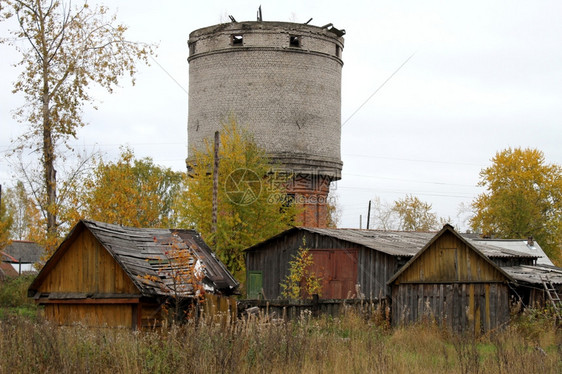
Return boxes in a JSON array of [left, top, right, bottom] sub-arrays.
[[0, 276, 560, 373]]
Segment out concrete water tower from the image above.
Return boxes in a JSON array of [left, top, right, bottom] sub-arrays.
[[187, 19, 344, 227]]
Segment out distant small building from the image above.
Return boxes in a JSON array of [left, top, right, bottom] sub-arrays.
[[2, 240, 44, 273], [0, 262, 18, 280], [388, 225, 513, 334], [28, 220, 238, 329]]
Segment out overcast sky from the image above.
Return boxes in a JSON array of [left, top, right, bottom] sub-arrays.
[[1, 0, 562, 230]]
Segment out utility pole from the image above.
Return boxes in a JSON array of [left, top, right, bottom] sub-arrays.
[[212, 131, 219, 239], [366, 200, 371, 229]]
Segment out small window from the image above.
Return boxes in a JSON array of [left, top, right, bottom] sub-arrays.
[[289, 35, 301, 47], [336, 45, 341, 58], [189, 42, 196, 55], [231, 34, 243, 46]]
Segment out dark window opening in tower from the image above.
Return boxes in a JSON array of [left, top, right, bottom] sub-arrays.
[[336, 45, 341, 58], [189, 42, 196, 55], [289, 35, 301, 47], [231, 34, 244, 46]]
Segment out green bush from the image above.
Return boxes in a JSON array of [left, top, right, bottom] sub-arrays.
[[0, 273, 36, 308]]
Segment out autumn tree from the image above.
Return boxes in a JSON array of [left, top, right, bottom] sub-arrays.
[[1, 181, 42, 241], [470, 147, 562, 263], [0, 186, 14, 250], [369, 196, 398, 230], [155, 234, 204, 323], [175, 120, 299, 277], [391, 194, 442, 231], [280, 239, 323, 299], [1, 0, 153, 249], [81, 148, 184, 228]]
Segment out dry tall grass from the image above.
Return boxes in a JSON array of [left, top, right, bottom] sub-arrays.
[[0, 308, 560, 374]]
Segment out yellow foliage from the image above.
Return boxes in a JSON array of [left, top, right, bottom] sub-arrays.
[[82, 148, 184, 228], [175, 118, 299, 277], [392, 194, 439, 232], [471, 147, 562, 263], [280, 239, 323, 299]]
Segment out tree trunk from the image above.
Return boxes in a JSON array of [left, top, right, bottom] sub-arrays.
[[40, 8, 57, 246]]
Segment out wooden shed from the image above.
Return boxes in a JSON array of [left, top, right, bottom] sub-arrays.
[[28, 220, 238, 329], [388, 224, 513, 334], [245, 226, 535, 301]]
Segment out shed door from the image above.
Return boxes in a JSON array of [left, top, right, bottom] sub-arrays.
[[309, 249, 358, 299], [247, 271, 263, 299]]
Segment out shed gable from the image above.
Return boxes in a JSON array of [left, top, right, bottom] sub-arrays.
[[393, 230, 508, 285], [36, 228, 138, 295]]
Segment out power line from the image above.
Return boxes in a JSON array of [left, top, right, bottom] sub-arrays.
[[342, 152, 484, 167], [342, 52, 416, 128], [343, 172, 477, 188]]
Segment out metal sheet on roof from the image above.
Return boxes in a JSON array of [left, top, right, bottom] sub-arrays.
[[502, 264, 562, 285], [471, 239, 553, 265], [300, 228, 536, 259]]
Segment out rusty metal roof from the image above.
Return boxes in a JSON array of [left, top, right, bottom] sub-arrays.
[[0, 262, 18, 279], [298, 227, 537, 259], [30, 220, 238, 298], [502, 264, 562, 285]]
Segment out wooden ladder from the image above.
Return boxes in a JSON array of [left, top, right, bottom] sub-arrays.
[[541, 276, 562, 320]]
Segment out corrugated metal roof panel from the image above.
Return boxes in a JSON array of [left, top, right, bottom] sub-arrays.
[[502, 264, 562, 285], [471, 239, 553, 265], [298, 228, 537, 259]]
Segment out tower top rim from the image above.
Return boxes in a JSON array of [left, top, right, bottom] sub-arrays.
[[189, 21, 345, 43]]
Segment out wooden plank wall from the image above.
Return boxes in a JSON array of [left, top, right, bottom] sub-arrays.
[[246, 231, 305, 299], [246, 230, 399, 300], [391, 283, 510, 334], [43, 304, 133, 328], [395, 232, 506, 284], [38, 229, 138, 295], [357, 247, 398, 299]]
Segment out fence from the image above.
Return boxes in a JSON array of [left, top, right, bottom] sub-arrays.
[[238, 296, 388, 321]]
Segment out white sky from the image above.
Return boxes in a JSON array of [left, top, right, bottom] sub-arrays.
[[1, 0, 562, 230]]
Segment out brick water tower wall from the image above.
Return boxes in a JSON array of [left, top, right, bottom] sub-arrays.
[[187, 21, 344, 227]]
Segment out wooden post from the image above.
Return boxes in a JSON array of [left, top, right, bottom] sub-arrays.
[[366, 200, 371, 229], [212, 131, 219, 237], [312, 293, 319, 317]]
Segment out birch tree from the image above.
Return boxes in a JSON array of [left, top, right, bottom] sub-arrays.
[[1, 0, 153, 249]]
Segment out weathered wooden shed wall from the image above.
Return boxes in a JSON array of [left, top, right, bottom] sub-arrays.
[[37, 228, 138, 295], [245, 229, 400, 300], [246, 229, 305, 299], [34, 227, 150, 329], [30, 220, 239, 329], [43, 303, 135, 328], [390, 229, 511, 334]]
